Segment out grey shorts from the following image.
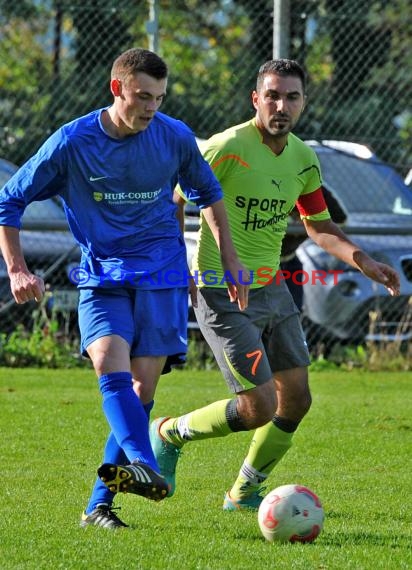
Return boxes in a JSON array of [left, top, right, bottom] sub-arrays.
[[194, 279, 310, 393]]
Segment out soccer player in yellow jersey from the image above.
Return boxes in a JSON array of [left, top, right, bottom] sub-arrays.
[[150, 59, 400, 509]]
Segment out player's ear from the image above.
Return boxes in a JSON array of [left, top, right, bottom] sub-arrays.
[[301, 94, 307, 112], [252, 90, 259, 110], [111, 78, 122, 97]]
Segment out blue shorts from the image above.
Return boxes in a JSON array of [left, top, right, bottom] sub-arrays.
[[78, 287, 188, 373]]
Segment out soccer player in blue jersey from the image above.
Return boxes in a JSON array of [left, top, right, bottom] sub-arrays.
[[0, 47, 248, 529]]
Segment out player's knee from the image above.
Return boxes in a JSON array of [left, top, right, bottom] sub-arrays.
[[287, 388, 311, 421], [294, 381, 312, 417], [278, 368, 312, 419], [91, 355, 119, 377], [90, 353, 107, 377], [237, 382, 276, 428], [301, 389, 312, 415]]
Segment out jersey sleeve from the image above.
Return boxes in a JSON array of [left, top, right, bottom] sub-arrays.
[[177, 133, 223, 209], [202, 134, 243, 183], [296, 150, 331, 221], [177, 132, 244, 209], [296, 187, 331, 221]]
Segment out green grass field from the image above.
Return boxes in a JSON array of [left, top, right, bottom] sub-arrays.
[[0, 367, 411, 570]]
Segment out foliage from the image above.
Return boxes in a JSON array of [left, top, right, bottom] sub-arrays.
[[325, 340, 411, 372], [185, 331, 218, 370], [159, 0, 255, 137], [0, 0, 411, 167], [0, 3, 53, 163], [298, 0, 412, 167], [52, 0, 139, 122], [367, 0, 412, 172], [309, 353, 340, 372], [1, 311, 410, 370], [0, 303, 85, 368]]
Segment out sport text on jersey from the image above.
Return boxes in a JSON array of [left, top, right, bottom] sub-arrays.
[[235, 195, 289, 231]]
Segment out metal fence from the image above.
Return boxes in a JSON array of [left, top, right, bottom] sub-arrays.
[[1, 0, 411, 356]]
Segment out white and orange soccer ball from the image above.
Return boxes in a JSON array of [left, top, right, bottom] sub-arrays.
[[258, 484, 324, 543]]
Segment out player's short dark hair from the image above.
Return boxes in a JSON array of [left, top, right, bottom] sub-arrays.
[[256, 59, 306, 93], [111, 48, 168, 83]]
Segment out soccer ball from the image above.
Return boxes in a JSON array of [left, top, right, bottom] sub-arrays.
[[258, 484, 324, 543]]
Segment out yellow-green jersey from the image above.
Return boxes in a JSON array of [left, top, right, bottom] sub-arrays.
[[193, 119, 331, 288]]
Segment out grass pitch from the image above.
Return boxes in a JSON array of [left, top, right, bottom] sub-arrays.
[[0, 367, 410, 569]]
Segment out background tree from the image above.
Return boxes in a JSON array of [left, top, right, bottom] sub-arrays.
[[47, 0, 139, 130], [0, 0, 410, 169], [367, 0, 412, 171], [159, 0, 258, 137], [298, 0, 409, 166], [0, 2, 52, 164]]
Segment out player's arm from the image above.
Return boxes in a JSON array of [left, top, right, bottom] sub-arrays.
[[179, 137, 249, 310], [201, 199, 249, 310], [0, 225, 45, 303], [173, 189, 186, 234], [200, 139, 250, 310], [173, 190, 198, 308], [302, 216, 400, 297], [296, 185, 399, 296]]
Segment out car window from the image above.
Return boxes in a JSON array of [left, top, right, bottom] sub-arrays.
[[23, 199, 67, 221], [0, 159, 68, 224], [0, 159, 18, 188], [0, 170, 12, 188], [316, 150, 412, 215]]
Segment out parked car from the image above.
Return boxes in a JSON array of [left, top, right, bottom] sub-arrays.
[[298, 141, 412, 346], [184, 140, 412, 347], [0, 158, 81, 331]]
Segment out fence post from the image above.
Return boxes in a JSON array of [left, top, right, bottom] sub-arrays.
[[273, 0, 290, 58], [146, 0, 160, 53]]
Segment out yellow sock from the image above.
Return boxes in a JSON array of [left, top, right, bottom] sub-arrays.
[[230, 421, 293, 498], [160, 399, 233, 446]]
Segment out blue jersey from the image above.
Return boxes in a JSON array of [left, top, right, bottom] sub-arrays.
[[0, 109, 222, 289]]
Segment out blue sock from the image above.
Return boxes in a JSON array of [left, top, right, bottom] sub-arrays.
[[84, 432, 125, 514], [99, 372, 158, 466], [85, 399, 155, 514]]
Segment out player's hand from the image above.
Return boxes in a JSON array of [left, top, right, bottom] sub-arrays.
[[188, 274, 198, 308], [9, 270, 45, 304], [357, 258, 400, 296], [222, 258, 250, 310]]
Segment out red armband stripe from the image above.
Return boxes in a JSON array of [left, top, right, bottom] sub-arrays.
[[296, 187, 327, 216], [211, 154, 250, 170]]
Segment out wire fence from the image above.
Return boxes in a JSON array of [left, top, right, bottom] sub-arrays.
[[0, 0, 411, 358]]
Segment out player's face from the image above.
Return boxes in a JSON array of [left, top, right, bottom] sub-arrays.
[[113, 72, 167, 134], [252, 73, 305, 138]]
